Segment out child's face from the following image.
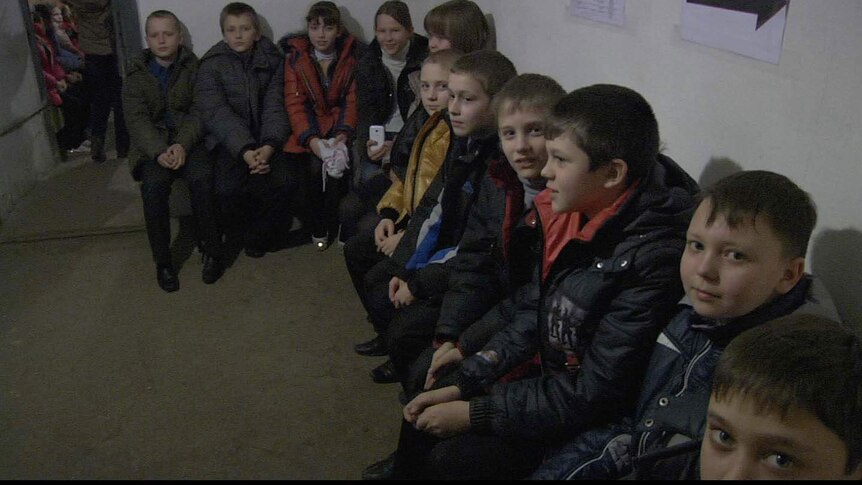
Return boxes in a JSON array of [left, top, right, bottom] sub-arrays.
[[146, 17, 182, 62], [498, 104, 548, 181], [427, 32, 451, 53], [375, 14, 412, 56], [447, 72, 493, 138], [419, 62, 450, 115], [541, 135, 616, 215], [51, 7, 63, 24], [680, 200, 803, 320], [308, 18, 339, 55], [700, 394, 862, 480], [222, 13, 260, 54]]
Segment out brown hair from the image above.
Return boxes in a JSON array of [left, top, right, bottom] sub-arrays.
[[423, 0, 489, 53], [712, 314, 862, 474], [219, 2, 259, 34], [493, 73, 566, 121], [450, 49, 516, 100], [375, 0, 412, 31], [145, 10, 181, 36], [306, 1, 341, 28]]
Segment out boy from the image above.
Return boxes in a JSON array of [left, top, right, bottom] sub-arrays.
[[194, 2, 291, 259], [532, 170, 842, 479], [699, 314, 862, 480], [376, 84, 699, 480], [123, 10, 223, 292], [353, 50, 517, 384], [346, 48, 460, 356], [360, 73, 565, 480]]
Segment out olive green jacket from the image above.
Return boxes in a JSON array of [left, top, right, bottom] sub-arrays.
[[122, 45, 202, 181]]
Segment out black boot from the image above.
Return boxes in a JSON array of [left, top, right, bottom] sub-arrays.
[[156, 265, 179, 293]]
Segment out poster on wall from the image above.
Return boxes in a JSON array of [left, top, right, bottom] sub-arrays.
[[569, 0, 626, 27], [681, 0, 789, 64]]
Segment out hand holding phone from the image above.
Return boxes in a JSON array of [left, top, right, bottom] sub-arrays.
[[369, 125, 385, 147]]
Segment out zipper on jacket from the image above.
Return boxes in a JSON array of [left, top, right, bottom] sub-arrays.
[[675, 341, 713, 397]]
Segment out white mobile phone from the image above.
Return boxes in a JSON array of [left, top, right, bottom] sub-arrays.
[[369, 125, 386, 147]]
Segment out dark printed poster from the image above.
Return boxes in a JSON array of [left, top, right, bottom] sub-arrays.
[[681, 0, 790, 64]]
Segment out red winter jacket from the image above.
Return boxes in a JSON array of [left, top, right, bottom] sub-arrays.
[[279, 33, 360, 154], [34, 23, 65, 106]]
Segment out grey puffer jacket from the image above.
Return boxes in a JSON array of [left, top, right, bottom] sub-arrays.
[[194, 37, 289, 159]]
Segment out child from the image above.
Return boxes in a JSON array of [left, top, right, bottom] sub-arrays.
[[352, 51, 516, 384], [123, 10, 224, 292], [699, 314, 862, 480], [354, 0, 429, 187], [279, 1, 361, 251], [384, 84, 699, 480], [195, 2, 290, 259], [391, 73, 566, 393], [531, 170, 842, 479], [346, 49, 460, 357], [423, 0, 489, 53], [360, 73, 566, 480]]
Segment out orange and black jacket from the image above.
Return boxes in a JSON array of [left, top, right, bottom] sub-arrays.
[[279, 33, 360, 154]]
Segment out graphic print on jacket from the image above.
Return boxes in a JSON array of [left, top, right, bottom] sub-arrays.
[[546, 293, 589, 360]]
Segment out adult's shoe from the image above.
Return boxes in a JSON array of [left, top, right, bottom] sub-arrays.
[[361, 452, 396, 480], [370, 359, 398, 384], [156, 265, 179, 293], [354, 335, 388, 357], [90, 135, 106, 163], [201, 255, 224, 284]]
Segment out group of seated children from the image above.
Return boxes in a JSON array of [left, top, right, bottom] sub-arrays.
[[121, 1, 861, 480]]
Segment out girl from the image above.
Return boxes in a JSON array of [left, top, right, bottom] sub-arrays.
[[280, 1, 361, 250], [354, 0, 429, 187]]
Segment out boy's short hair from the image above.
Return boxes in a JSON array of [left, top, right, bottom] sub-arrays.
[[376, 0, 412, 31], [145, 10, 181, 35], [423, 0, 489, 53], [700, 170, 816, 259], [493, 73, 566, 120], [306, 1, 341, 28], [450, 50, 517, 100], [711, 314, 862, 474], [421, 48, 462, 71], [545, 84, 659, 184], [219, 2, 259, 34]]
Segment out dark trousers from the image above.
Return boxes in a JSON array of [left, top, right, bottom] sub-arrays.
[[392, 405, 546, 480], [214, 147, 294, 251], [140, 152, 221, 267], [289, 152, 347, 241], [343, 227, 387, 325], [56, 83, 89, 150], [339, 171, 390, 241], [387, 299, 442, 391], [84, 54, 128, 155]]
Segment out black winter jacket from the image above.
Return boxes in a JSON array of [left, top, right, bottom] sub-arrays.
[[433, 158, 537, 342], [530, 275, 841, 479], [454, 154, 699, 443], [355, 35, 428, 169], [387, 135, 504, 300], [194, 37, 289, 158]]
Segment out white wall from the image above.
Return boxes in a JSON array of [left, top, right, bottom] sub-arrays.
[[134, 0, 862, 322]]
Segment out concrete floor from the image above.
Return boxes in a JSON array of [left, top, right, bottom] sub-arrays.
[[0, 153, 402, 479]]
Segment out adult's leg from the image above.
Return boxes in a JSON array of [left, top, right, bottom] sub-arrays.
[[84, 54, 112, 162], [139, 160, 179, 266], [109, 55, 130, 158]]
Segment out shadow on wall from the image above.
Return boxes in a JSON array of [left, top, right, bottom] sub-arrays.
[[698, 156, 742, 190], [485, 14, 496, 50], [258, 14, 274, 43], [339, 6, 365, 44], [811, 228, 862, 330], [179, 21, 194, 53]]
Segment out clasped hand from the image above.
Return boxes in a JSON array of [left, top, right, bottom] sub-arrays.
[[243, 145, 274, 175], [157, 144, 187, 170], [388, 276, 416, 308], [403, 386, 470, 439]]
